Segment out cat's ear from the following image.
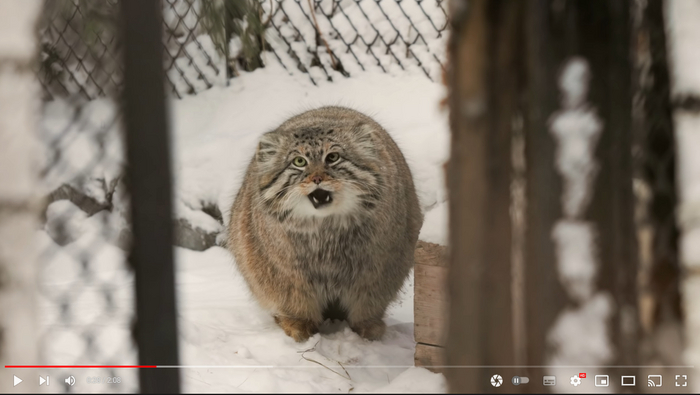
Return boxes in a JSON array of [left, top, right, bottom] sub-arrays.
[[354, 123, 379, 154], [256, 132, 285, 163]]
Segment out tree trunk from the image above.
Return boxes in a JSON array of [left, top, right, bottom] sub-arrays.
[[0, 0, 43, 391]]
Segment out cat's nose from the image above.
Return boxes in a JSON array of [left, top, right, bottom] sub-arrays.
[[311, 175, 323, 184]]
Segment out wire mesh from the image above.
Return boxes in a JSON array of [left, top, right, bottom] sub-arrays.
[[37, 1, 136, 391], [38, 0, 449, 100], [37, 98, 137, 393]]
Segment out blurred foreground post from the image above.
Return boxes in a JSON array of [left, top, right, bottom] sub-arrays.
[[0, 1, 43, 391], [524, 0, 639, 384], [444, 0, 523, 392], [120, 0, 180, 392], [446, 0, 640, 392]]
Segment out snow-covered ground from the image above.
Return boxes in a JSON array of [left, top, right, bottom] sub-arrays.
[[37, 58, 450, 392]]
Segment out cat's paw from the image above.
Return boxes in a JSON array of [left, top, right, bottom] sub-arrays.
[[351, 318, 386, 341], [274, 315, 319, 342]]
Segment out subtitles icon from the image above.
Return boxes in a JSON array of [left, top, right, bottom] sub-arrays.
[[543, 376, 556, 386]]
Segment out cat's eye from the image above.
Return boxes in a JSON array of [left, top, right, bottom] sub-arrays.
[[292, 156, 307, 167], [325, 152, 340, 163]]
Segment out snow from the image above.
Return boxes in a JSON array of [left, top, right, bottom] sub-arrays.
[[551, 221, 597, 302], [547, 58, 613, 377], [0, 62, 43, 199], [547, 293, 615, 366], [665, 0, 700, 96], [176, 247, 446, 393], [37, 46, 449, 394], [674, 113, 700, 228], [549, 58, 602, 219], [0, 0, 42, 60]]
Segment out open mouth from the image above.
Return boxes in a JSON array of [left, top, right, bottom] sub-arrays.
[[308, 189, 333, 209]]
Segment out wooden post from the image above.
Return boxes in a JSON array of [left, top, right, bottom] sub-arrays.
[[444, 0, 523, 392]]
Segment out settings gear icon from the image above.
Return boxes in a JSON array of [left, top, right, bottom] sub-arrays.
[[570, 375, 582, 387]]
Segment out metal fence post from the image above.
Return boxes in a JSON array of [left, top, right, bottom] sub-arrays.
[[120, 0, 180, 392]]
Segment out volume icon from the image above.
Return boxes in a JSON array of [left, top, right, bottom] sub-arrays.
[[39, 375, 50, 386], [65, 375, 76, 386]]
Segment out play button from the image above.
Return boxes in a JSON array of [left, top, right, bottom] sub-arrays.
[[13, 375, 22, 386]]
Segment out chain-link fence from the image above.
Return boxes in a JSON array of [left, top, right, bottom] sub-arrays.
[[39, 0, 448, 100], [37, 24, 136, 394]]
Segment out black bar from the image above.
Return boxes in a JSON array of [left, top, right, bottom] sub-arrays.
[[120, 0, 181, 393]]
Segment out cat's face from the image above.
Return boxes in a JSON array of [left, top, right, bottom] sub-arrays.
[[254, 123, 382, 220]]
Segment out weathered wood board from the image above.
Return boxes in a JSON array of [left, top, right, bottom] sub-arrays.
[[415, 343, 445, 373], [413, 240, 448, 372]]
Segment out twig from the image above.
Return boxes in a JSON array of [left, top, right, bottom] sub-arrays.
[[337, 361, 351, 380], [306, 0, 338, 69], [298, 340, 351, 380], [237, 370, 254, 388], [262, 0, 274, 28]]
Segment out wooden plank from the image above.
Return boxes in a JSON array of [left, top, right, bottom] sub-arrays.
[[415, 240, 448, 267], [414, 263, 449, 346], [414, 343, 445, 373]]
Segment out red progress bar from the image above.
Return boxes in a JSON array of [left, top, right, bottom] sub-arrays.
[[5, 365, 157, 368]]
